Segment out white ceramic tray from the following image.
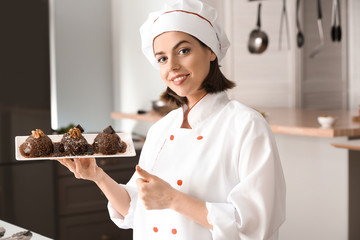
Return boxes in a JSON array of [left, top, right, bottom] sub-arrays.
[[15, 133, 136, 161]]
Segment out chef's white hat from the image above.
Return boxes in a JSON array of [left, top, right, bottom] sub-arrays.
[[140, 0, 230, 68]]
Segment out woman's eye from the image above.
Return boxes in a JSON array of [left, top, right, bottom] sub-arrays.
[[157, 57, 167, 63], [179, 48, 190, 55]]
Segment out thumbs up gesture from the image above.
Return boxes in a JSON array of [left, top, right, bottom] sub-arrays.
[[136, 165, 178, 210]]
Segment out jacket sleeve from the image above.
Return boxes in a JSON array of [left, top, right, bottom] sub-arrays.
[[206, 114, 286, 240], [107, 179, 138, 229]]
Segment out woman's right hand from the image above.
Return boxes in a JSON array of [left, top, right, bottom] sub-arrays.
[[57, 158, 103, 182]]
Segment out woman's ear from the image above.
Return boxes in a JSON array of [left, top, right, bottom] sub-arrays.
[[210, 50, 216, 61]]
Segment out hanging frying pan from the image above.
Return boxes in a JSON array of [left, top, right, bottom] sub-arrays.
[[248, 3, 268, 54]]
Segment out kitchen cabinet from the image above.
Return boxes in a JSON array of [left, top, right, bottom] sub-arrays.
[[0, 107, 56, 238], [262, 108, 360, 240], [58, 211, 129, 240], [55, 152, 140, 240]]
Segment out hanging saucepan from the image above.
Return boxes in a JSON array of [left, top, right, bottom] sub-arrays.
[[248, 3, 268, 54]]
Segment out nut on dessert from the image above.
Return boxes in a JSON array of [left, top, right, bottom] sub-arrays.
[[31, 129, 45, 139], [69, 127, 82, 139]]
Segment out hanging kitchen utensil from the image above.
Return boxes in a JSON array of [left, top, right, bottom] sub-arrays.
[[331, 0, 337, 41], [279, 0, 290, 50], [336, 0, 342, 41], [296, 0, 304, 48], [331, 0, 342, 42], [248, 3, 268, 54], [309, 0, 324, 58]]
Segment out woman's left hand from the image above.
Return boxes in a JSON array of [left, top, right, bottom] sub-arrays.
[[136, 165, 178, 210]]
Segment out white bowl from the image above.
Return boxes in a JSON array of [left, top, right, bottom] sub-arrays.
[[317, 116, 337, 128]]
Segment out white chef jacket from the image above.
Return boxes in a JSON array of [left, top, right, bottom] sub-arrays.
[[108, 91, 286, 240]]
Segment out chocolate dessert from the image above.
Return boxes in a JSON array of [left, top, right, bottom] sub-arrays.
[[59, 124, 92, 156], [93, 125, 126, 155], [20, 129, 53, 157]]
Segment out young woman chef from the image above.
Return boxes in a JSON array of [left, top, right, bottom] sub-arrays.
[[58, 0, 286, 239]]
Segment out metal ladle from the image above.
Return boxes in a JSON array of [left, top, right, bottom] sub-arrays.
[[296, 0, 304, 48], [248, 3, 268, 54]]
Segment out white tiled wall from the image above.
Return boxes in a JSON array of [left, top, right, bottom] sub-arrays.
[[222, 0, 298, 108], [221, 0, 350, 110], [348, 0, 360, 111]]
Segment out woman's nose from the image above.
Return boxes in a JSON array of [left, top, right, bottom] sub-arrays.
[[168, 57, 180, 71]]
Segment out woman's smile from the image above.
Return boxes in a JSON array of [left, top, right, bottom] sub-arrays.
[[169, 74, 190, 86]]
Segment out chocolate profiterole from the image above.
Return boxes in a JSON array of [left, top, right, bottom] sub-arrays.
[[20, 129, 53, 157], [59, 124, 92, 155], [93, 125, 126, 155]]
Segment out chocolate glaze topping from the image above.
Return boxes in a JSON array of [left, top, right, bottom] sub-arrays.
[[93, 125, 125, 155], [59, 125, 90, 155], [103, 125, 115, 134]]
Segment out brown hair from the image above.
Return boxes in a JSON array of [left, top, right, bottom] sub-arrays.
[[161, 57, 236, 107]]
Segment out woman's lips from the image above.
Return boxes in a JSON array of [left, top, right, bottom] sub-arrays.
[[170, 74, 189, 86]]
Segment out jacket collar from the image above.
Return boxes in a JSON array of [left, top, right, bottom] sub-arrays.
[[181, 91, 229, 129]]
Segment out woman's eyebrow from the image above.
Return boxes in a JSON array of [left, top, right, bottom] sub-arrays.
[[154, 40, 191, 56]]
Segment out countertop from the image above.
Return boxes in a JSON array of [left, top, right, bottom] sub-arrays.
[[331, 139, 360, 151], [0, 220, 52, 240], [112, 108, 360, 138], [262, 108, 360, 137]]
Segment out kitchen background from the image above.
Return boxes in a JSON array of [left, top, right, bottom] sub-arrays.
[[1, 0, 360, 239]]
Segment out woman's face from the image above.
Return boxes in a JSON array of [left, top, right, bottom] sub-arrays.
[[153, 31, 216, 106]]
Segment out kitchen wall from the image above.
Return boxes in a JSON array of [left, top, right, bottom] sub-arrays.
[[111, 0, 166, 134], [223, 0, 297, 108], [222, 0, 348, 110], [301, 0, 347, 109], [50, 0, 113, 132], [348, 0, 360, 110]]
